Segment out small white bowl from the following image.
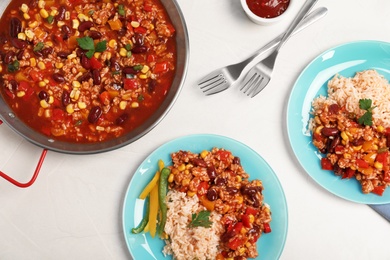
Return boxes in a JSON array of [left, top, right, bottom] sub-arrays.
[[240, 0, 293, 25]]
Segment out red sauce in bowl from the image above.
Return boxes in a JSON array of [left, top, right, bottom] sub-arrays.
[[246, 0, 290, 18]]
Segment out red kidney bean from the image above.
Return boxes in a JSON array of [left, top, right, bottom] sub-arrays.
[[76, 48, 84, 57], [28, 0, 38, 8], [233, 156, 241, 165], [55, 6, 66, 21], [38, 90, 49, 101], [78, 21, 94, 32], [61, 25, 71, 40], [117, 27, 127, 36], [57, 51, 70, 59], [206, 188, 218, 201], [333, 164, 344, 176], [133, 33, 144, 45], [122, 66, 138, 75], [207, 166, 217, 181], [131, 45, 147, 54], [10, 38, 27, 49], [52, 73, 65, 83], [78, 71, 92, 82], [191, 158, 207, 167], [4, 51, 15, 64], [226, 187, 239, 194], [92, 69, 101, 85], [41, 47, 53, 57], [148, 79, 157, 93], [116, 113, 129, 125], [0, 33, 7, 44], [33, 50, 43, 57], [9, 17, 22, 38], [62, 90, 70, 107], [87, 30, 102, 40], [16, 50, 24, 60], [88, 106, 102, 123], [329, 103, 340, 114], [110, 57, 121, 71], [9, 79, 18, 91], [80, 54, 91, 69], [352, 137, 364, 147], [321, 127, 339, 137], [215, 177, 227, 186], [327, 135, 340, 153]]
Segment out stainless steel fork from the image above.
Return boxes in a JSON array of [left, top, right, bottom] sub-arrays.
[[198, 6, 327, 96], [240, 0, 319, 98]]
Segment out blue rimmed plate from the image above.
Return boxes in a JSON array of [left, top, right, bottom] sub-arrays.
[[287, 40, 390, 204], [122, 134, 288, 259]]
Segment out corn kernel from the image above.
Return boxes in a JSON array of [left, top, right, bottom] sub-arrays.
[[184, 169, 190, 175], [248, 214, 255, 223], [78, 101, 87, 109], [119, 47, 127, 57], [48, 96, 54, 104], [40, 9, 49, 19], [187, 191, 196, 197], [141, 65, 149, 74], [93, 52, 101, 59], [23, 13, 31, 20], [55, 62, 64, 69], [149, 24, 155, 30], [131, 21, 140, 28], [343, 153, 351, 159], [139, 74, 148, 79], [50, 9, 58, 17], [353, 145, 362, 151], [119, 101, 127, 110], [178, 164, 185, 171], [72, 19, 79, 29], [57, 21, 65, 27], [374, 161, 383, 170], [236, 176, 242, 182], [40, 99, 49, 108], [238, 248, 246, 254], [186, 164, 193, 169], [131, 102, 139, 108], [182, 179, 190, 186], [29, 21, 39, 28], [65, 11, 70, 20], [315, 126, 323, 134], [377, 125, 385, 133], [17, 91, 25, 97], [71, 89, 80, 100], [108, 39, 117, 49], [38, 61, 46, 70], [240, 228, 247, 235], [96, 126, 105, 131], [200, 150, 209, 158], [17, 32, 26, 41], [38, 0, 45, 9], [25, 29, 35, 39], [168, 173, 174, 183], [77, 13, 89, 21], [341, 131, 348, 141], [0, 65, 2, 73], [66, 104, 74, 114], [46, 41, 53, 47], [38, 81, 46, 87], [20, 4, 29, 13], [236, 196, 243, 204], [72, 81, 81, 88]]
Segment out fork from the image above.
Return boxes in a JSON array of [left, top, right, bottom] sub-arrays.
[[240, 0, 319, 98], [198, 6, 327, 96]]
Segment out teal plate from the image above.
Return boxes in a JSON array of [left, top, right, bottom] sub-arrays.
[[287, 40, 390, 204], [122, 134, 288, 259]]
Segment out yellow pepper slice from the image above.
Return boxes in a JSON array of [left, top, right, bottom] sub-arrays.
[[139, 170, 160, 199], [149, 184, 159, 238]]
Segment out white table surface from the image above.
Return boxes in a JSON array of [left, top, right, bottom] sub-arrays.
[[1, 0, 390, 259]]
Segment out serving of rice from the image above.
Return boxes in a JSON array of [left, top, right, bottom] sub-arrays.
[[162, 190, 224, 260], [312, 69, 390, 127]]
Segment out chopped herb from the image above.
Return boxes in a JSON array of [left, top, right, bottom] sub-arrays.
[[7, 60, 19, 72], [47, 15, 54, 24], [88, 10, 95, 16], [138, 94, 144, 101], [126, 51, 132, 58], [118, 4, 126, 16], [75, 120, 83, 126], [188, 210, 213, 228], [133, 64, 143, 71], [358, 98, 376, 126], [33, 42, 44, 52], [125, 43, 132, 51], [112, 70, 121, 75], [77, 37, 107, 58]]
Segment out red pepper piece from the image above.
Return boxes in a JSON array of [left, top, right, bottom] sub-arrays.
[[356, 159, 369, 169], [228, 237, 245, 250], [321, 157, 333, 170], [263, 223, 271, 233], [372, 185, 386, 196]]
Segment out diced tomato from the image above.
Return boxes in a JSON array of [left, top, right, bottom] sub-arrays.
[[22, 87, 35, 101], [154, 61, 169, 74], [245, 206, 259, 216], [356, 159, 369, 169], [123, 78, 140, 90], [334, 145, 344, 154], [321, 157, 333, 170], [90, 57, 103, 70], [147, 54, 156, 63], [134, 26, 147, 34], [216, 150, 231, 161], [228, 237, 245, 250], [144, 1, 153, 12], [17, 81, 30, 91], [29, 70, 42, 82], [376, 151, 388, 170], [385, 127, 390, 135], [342, 168, 355, 179], [372, 185, 386, 196], [232, 222, 243, 234], [4, 89, 15, 99], [241, 215, 252, 228], [197, 181, 209, 196], [263, 223, 272, 233], [99, 91, 110, 104]]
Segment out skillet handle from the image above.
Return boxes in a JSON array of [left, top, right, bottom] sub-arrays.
[[0, 122, 48, 187]]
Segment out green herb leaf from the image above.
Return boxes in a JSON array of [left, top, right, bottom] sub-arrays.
[[33, 42, 44, 52], [95, 40, 107, 53], [359, 99, 372, 111], [358, 98, 376, 126], [125, 43, 132, 51], [47, 15, 54, 24], [85, 49, 95, 59], [7, 60, 20, 72], [77, 36, 95, 51], [118, 4, 126, 16], [133, 64, 143, 71], [189, 210, 212, 228]]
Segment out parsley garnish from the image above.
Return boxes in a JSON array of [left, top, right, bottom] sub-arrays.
[[47, 15, 54, 24], [7, 60, 19, 72], [118, 4, 126, 16], [77, 37, 107, 58], [188, 210, 212, 228], [358, 98, 376, 126], [33, 42, 44, 52]]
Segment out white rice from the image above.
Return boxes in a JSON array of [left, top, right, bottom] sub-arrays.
[[162, 190, 224, 260], [312, 69, 390, 127]]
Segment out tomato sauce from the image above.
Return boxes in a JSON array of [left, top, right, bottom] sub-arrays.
[[0, 0, 177, 143], [246, 0, 290, 18]]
